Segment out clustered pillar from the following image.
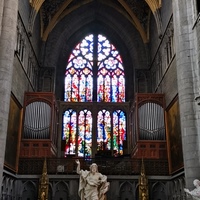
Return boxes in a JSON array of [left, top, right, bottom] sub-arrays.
[[0, 0, 18, 195], [172, 0, 200, 189]]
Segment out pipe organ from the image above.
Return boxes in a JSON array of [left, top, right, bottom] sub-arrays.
[[23, 101, 51, 139], [130, 93, 167, 159], [20, 92, 58, 158], [138, 102, 165, 140]]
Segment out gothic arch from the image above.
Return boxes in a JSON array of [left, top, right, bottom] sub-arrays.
[[21, 180, 37, 200], [53, 181, 69, 200], [119, 181, 135, 200], [151, 181, 166, 200]]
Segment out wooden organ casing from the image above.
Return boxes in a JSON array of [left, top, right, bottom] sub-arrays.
[[20, 92, 58, 158], [130, 93, 167, 159]]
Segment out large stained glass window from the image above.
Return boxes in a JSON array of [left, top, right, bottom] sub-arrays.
[[63, 34, 126, 158]]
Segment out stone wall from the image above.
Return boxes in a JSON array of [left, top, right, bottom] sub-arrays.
[[1, 173, 186, 200]]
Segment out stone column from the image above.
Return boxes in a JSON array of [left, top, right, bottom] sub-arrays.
[[172, 0, 200, 189], [0, 0, 18, 195], [0, 0, 5, 36]]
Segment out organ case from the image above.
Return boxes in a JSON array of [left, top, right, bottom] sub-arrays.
[[130, 93, 167, 159], [20, 92, 58, 157]]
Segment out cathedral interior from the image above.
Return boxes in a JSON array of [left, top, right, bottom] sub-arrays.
[[1, 0, 200, 199]]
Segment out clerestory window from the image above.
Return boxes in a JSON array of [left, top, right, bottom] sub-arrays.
[[62, 34, 127, 158]]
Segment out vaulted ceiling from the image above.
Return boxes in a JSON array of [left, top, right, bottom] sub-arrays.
[[28, 0, 162, 99], [29, 0, 162, 42]]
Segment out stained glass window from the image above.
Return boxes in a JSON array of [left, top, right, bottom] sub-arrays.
[[96, 109, 126, 156], [113, 110, 126, 156], [97, 110, 111, 151], [65, 34, 125, 103], [63, 109, 77, 156], [63, 34, 126, 157], [97, 35, 125, 102], [64, 35, 93, 102], [78, 109, 92, 158]]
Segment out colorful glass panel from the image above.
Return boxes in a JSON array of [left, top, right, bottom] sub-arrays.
[[64, 35, 93, 102], [63, 33, 127, 157], [62, 109, 77, 156], [97, 110, 111, 151], [113, 110, 126, 156], [97, 35, 125, 102], [98, 35, 111, 61], [78, 110, 92, 158]]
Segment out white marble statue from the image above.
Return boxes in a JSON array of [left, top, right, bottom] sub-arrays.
[[184, 179, 200, 200], [75, 159, 110, 200]]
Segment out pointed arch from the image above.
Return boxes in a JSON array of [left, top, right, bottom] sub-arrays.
[[42, 0, 92, 41], [118, 0, 148, 43], [55, 181, 69, 190], [28, 0, 45, 35], [21, 181, 37, 200], [54, 181, 69, 199], [119, 181, 135, 200], [62, 33, 127, 158], [42, 0, 148, 43], [145, 0, 162, 38], [151, 181, 166, 200]]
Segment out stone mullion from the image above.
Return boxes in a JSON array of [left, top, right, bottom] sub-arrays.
[[0, 0, 18, 195], [172, 0, 200, 189]]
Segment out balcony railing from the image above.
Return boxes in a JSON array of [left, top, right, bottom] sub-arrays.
[[18, 157, 169, 176]]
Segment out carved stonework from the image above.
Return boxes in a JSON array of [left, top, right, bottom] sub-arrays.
[[41, 0, 66, 29], [135, 69, 151, 93], [124, 0, 150, 30], [38, 67, 55, 92]]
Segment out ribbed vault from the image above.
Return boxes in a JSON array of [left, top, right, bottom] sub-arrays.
[[41, 1, 150, 99], [29, 0, 162, 42]]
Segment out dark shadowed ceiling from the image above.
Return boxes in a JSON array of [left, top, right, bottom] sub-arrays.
[[28, 0, 162, 99], [28, 0, 162, 43]]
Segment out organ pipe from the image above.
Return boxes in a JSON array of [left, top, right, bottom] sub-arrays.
[[138, 102, 165, 140], [24, 101, 51, 139]]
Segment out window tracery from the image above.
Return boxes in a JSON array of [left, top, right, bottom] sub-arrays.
[[63, 34, 127, 158]]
